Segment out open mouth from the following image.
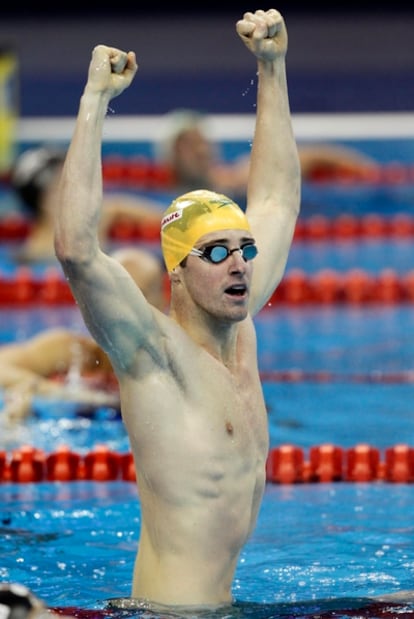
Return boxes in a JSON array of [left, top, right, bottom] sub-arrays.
[[225, 284, 247, 296]]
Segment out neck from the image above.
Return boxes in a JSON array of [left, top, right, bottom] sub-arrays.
[[169, 298, 239, 367]]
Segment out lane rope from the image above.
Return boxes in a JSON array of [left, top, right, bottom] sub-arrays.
[[1, 443, 414, 484], [2, 212, 414, 243], [1, 266, 414, 306]]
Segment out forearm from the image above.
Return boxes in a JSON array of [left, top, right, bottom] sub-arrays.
[[55, 45, 138, 266], [247, 56, 301, 218], [0, 365, 43, 390], [55, 90, 109, 264]]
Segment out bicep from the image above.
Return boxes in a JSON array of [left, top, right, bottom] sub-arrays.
[[248, 205, 298, 315], [62, 250, 157, 373]]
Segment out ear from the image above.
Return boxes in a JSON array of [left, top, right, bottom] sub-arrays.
[[170, 267, 181, 284]]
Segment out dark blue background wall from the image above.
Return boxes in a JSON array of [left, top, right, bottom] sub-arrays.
[[1, 7, 413, 116]]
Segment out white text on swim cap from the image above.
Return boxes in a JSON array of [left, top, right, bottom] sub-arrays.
[[161, 209, 183, 230]]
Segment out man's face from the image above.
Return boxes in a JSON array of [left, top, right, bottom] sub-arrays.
[[180, 229, 256, 323]]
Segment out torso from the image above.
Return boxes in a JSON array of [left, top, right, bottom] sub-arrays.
[[117, 313, 269, 607]]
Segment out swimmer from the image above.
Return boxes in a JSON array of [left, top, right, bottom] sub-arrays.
[[55, 8, 300, 611], [0, 246, 167, 424], [153, 110, 378, 198], [0, 583, 75, 619], [10, 145, 164, 266], [0, 327, 116, 423]]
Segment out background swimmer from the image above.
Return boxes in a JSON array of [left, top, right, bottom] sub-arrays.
[[0, 247, 166, 424], [10, 145, 164, 266]]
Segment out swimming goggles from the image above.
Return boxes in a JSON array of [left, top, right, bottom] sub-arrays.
[[189, 243, 258, 264]]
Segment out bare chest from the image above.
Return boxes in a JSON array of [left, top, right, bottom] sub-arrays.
[[183, 353, 268, 455]]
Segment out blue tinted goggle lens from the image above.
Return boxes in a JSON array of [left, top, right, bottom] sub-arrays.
[[205, 244, 258, 263]]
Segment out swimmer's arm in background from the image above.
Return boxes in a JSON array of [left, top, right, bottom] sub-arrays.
[[236, 9, 301, 316], [99, 193, 163, 241], [55, 45, 161, 374], [298, 143, 379, 180], [0, 328, 106, 380], [0, 329, 116, 422]]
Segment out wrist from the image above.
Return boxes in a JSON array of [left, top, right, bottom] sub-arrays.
[[80, 88, 112, 115]]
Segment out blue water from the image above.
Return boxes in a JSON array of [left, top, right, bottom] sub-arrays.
[[2, 134, 414, 616], [286, 238, 414, 274], [2, 481, 414, 617], [2, 301, 414, 617]]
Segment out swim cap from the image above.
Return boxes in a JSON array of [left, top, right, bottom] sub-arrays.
[[161, 189, 251, 272]]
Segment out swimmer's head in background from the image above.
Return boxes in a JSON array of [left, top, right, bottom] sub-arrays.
[[10, 146, 66, 217], [0, 582, 46, 619], [154, 108, 210, 163], [161, 189, 251, 272]]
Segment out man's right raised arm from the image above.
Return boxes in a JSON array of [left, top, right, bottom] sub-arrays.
[[55, 46, 137, 264], [54, 46, 156, 372]]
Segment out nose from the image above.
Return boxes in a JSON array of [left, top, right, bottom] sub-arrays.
[[228, 248, 247, 270], [228, 247, 244, 260]]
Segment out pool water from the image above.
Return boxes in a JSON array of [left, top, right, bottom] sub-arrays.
[[2, 136, 414, 617], [2, 263, 414, 617], [2, 481, 414, 618], [2, 301, 414, 617]]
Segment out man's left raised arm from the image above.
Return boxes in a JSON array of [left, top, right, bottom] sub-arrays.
[[237, 9, 301, 313]]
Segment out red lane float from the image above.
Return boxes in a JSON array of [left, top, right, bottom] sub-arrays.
[[8, 445, 46, 483], [3, 266, 414, 306], [266, 443, 414, 484], [0, 267, 171, 306], [266, 268, 414, 306], [294, 213, 397, 241], [346, 444, 382, 482], [2, 443, 414, 484], [0, 267, 75, 305], [0, 445, 136, 483], [46, 445, 81, 481], [308, 444, 344, 482], [384, 443, 414, 483], [266, 444, 414, 484], [101, 157, 414, 189], [4, 212, 414, 243], [265, 444, 305, 485]]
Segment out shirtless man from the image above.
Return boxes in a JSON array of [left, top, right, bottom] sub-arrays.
[[55, 8, 300, 611]]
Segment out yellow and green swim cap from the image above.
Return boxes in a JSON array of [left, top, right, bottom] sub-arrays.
[[161, 189, 251, 272]]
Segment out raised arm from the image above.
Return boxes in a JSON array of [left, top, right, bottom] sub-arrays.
[[54, 45, 159, 372], [236, 9, 301, 314]]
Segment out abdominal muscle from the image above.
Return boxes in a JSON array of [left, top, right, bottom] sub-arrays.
[[121, 357, 268, 607], [132, 443, 267, 607]]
